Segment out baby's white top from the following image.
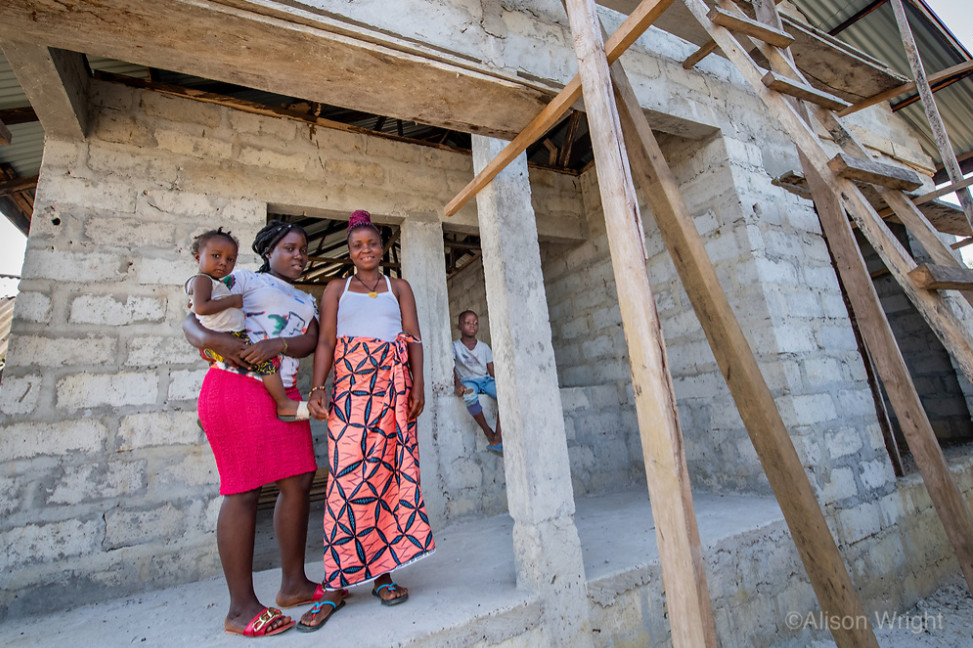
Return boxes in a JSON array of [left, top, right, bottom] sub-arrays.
[[336, 275, 402, 342], [186, 274, 245, 333]]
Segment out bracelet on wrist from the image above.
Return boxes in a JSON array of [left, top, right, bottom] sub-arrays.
[[280, 338, 288, 355], [309, 385, 327, 396]]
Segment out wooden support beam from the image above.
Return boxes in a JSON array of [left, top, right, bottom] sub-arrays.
[[908, 263, 973, 290], [707, 7, 793, 47], [682, 40, 718, 69], [951, 237, 973, 251], [444, 0, 676, 217], [762, 71, 850, 111], [889, 0, 973, 232], [0, 41, 89, 141], [827, 153, 923, 191], [615, 12, 876, 648], [0, 106, 38, 126], [842, 60, 973, 117], [307, 255, 400, 269], [828, 0, 889, 36], [557, 111, 584, 168], [0, 175, 37, 196], [564, 1, 716, 646], [684, 0, 973, 631], [0, 118, 11, 146]]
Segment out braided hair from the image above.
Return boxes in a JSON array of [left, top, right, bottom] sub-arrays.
[[191, 227, 238, 255], [347, 209, 381, 241], [252, 220, 308, 273]]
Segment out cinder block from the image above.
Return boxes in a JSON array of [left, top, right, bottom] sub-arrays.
[[167, 368, 207, 402], [11, 292, 52, 323], [228, 110, 298, 140], [237, 147, 308, 173], [36, 175, 137, 213], [23, 249, 131, 283], [0, 518, 103, 571], [117, 411, 202, 451], [127, 336, 202, 367], [141, 90, 222, 128], [12, 335, 117, 367], [155, 129, 233, 160], [104, 503, 184, 549], [48, 460, 147, 505], [57, 372, 159, 409], [69, 295, 167, 326], [0, 374, 43, 415], [324, 159, 384, 185], [860, 458, 894, 492], [826, 426, 865, 459], [821, 466, 858, 503], [838, 501, 883, 545], [85, 218, 176, 249], [136, 256, 196, 286], [137, 189, 213, 219], [156, 449, 219, 488], [0, 419, 108, 460]]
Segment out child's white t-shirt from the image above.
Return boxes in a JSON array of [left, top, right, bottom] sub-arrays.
[[186, 275, 245, 333], [453, 339, 493, 381]]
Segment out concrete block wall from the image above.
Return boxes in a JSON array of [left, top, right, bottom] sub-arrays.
[[857, 225, 973, 442], [0, 79, 583, 616], [587, 457, 973, 648]]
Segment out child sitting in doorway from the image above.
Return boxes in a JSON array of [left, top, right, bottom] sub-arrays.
[[186, 227, 308, 422], [453, 310, 503, 455]]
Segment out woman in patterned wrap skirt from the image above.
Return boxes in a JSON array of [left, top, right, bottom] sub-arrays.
[[299, 210, 435, 631]]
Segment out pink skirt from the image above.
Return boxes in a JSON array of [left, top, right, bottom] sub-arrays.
[[198, 367, 317, 495]]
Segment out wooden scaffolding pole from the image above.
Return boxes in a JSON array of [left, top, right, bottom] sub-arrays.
[[889, 0, 973, 230], [562, 1, 717, 646], [700, 0, 973, 594], [608, 18, 877, 648]]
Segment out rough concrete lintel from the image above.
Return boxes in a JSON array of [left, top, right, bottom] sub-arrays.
[[0, 40, 89, 141]]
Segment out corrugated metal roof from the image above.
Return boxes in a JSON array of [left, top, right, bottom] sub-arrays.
[[792, 0, 973, 169], [0, 296, 15, 370]]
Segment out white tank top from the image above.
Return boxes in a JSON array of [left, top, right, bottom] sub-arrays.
[[336, 275, 403, 342]]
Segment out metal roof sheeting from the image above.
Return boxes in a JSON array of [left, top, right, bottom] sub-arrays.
[[792, 0, 973, 168]]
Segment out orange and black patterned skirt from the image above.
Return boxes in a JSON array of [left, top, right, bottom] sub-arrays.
[[321, 333, 435, 589]]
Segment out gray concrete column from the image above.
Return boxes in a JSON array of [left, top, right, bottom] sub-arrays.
[[471, 135, 593, 647], [399, 219, 452, 528]]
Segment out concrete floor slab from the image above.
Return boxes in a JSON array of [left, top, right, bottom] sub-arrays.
[[0, 489, 787, 647]]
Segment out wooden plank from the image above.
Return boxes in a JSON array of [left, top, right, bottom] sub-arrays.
[[557, 111, 584, 168], [614, 13, 876, 648], [890, 0, 973, 231], [707, 7, 793, 47], [686, 0, 973, 617], [913, 175, 973, 206], [803, 159, 973, 607], [827, 153, 923, 191], [0, 106, 38, 126], [762, 71, 850, 111], [563, 2, 716, 646], [0, 175, 38, 197], [908, 263, 973, 290], [0, 0, 549, 140], [444, 0, 676, 217], [0, 118, 10, 146], [0, 42, 89, 141], [682, 39, 718, 69]]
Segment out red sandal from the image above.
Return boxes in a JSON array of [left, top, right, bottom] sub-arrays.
[[226, 607, 295, 638]]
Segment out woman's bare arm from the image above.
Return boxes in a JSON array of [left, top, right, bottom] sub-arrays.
[[395, 278, 424, 421]]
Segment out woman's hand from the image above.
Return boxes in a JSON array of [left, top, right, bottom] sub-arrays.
[[240, 338, 285, 366], [308, 389, 329, 421], [408, 379, 425, 421]]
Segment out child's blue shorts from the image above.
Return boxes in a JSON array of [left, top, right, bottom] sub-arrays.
[[461, 375, 497, 415]]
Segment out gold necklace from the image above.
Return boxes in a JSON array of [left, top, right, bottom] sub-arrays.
[[355, 273, 382, 298]]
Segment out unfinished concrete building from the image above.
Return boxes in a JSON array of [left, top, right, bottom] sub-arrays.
[[1, 1, 973, 646]]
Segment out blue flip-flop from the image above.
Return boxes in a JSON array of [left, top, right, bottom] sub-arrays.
[[296, 598, 345, 632], [372, 583, 409, 606], [487, 443, 503, 455]]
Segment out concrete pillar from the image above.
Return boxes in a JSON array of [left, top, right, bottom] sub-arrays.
[[399, 219, 452, 528], [471, 135, 593, 647]]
